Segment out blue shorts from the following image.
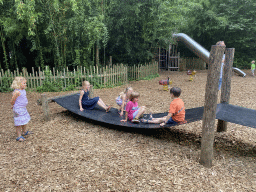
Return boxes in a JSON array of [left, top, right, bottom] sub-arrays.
[[166, 117, 178, 125], [132, 108, 140, 119]]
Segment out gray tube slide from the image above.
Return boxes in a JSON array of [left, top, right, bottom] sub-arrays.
[[232, 67, 246, 77], [173, 33, 246, 77]]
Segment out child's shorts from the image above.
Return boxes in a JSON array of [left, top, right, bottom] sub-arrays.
[[252, 69, 255, 73], [116, 96, 122, 106], [166, 117, 178, 125], [132, 108, 140, 119]]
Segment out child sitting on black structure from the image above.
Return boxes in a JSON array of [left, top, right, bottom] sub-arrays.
[[121, 91, 146, 124], [142, 87, 186, 126]]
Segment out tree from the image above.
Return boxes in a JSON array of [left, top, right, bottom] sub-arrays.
[[103, 0, 187, 65], [181, 0, 256, 68]]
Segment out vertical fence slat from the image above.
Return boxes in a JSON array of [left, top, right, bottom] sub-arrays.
[[29, 73, 32, 89], [0, 62, 159, 91], [32, 67, 35, 89]]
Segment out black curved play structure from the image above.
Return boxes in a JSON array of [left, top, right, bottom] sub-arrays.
[[53, 94, 256, 129], [53, 93, 203, 128]]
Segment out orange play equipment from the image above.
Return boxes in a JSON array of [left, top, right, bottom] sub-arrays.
[[159, 77, 172, 91]]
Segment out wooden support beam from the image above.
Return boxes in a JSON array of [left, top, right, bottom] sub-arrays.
[[217, 48, 235, 132], [41, 94, 50, 121], [38, 92, 80, 105], [200, 45, 225, 168]]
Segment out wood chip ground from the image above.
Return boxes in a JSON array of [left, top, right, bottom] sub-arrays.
[[1, 70, 255, 191]]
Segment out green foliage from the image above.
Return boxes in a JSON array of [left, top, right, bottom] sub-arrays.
[[233, 58, 251, 69], [181, 0, 256, 64], [104, 0, 186, 65], [36, 66, 63, 92], [0, 77, 12, 92], [0, 0, 255, 70], [140, 73, 159, 81], [36, 80, 62, 92]]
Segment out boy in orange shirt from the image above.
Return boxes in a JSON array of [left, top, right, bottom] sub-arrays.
[[142, 87, 185, 126]]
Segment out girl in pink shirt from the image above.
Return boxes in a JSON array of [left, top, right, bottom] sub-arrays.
[[121, 92, 146, 123]]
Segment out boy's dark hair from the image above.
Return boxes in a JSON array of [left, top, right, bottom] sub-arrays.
[[170, 87, 181, 97]]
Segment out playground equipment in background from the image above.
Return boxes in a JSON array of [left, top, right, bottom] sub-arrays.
[[172, 33, 246, 77], [159, 77, 172, 91], [187, 70, 197, 81]]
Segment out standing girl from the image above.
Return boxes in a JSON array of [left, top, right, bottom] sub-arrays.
[[10, 76, 32, 142], [79, 81, 111, 112], [251, 60, 255, 76], [115, 86, 133, 116], [121, 91, 146, 123]]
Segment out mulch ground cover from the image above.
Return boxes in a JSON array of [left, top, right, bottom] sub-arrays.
[[1, 69, 255, 191]]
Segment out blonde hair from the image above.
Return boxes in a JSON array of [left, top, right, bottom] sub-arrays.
[[252, 60, 255, 64], [82, 81, 90, 87], [119, 86, 133, 96], [130, 91, 140, 101], [11, 76, 26, 89]]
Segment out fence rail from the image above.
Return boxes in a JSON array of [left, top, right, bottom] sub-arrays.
[[179, 57, 206, 71], [0, 62, 159, 90]]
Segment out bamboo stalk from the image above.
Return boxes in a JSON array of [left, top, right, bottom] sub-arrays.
[[32, 67, 35, 89], [30, 73, 32, 89], [100, 68, 103, 87], [53, 67, 56, 81], [90, 65, 93, 83]]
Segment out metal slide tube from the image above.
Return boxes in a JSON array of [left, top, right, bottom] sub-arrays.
[[172, 33, 210, 64], [173, 33, 246, 77]]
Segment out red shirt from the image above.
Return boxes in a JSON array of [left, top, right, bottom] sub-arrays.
[[169, 98, 185, 122]]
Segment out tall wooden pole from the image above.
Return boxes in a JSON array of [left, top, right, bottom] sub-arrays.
[[200, 45, 225, 168], [217, 48, 235, 132], [41, 94, 50, 121]]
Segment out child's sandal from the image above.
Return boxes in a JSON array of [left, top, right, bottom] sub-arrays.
[[131, 118, 140, 124], [141, 119, 149, 124], [16, 136, 25, 142], [22, 131, 33, 136], [106, 106, 112, 113]]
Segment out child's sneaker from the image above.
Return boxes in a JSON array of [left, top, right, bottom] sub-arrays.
[[132, 118, 140, 124]]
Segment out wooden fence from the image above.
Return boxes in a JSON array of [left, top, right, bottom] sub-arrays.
[[0, 62, 159, 90], [179, 57, 206, 71], [128, 61, 158, 80]]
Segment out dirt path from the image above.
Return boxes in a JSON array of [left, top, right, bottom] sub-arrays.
[[0, 70, 255, 191]]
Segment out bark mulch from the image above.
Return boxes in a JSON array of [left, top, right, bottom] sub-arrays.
[[1, 70, 255, 191]]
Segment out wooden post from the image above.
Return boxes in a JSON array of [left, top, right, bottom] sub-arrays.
[[41, 94, 50, 121], [217, 48, 235, 132], [200, 45, 226, 168], [89, 85, 94, 98]]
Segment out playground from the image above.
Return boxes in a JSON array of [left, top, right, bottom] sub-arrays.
[[0, 69, 256, 191]]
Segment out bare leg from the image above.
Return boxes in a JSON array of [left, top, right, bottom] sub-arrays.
[[21, 125, 26, 134], [142, 116, 167, 124], [97, 97, 111, 112], [16, 126, 24, 141], [134, 106, 146, 119]]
